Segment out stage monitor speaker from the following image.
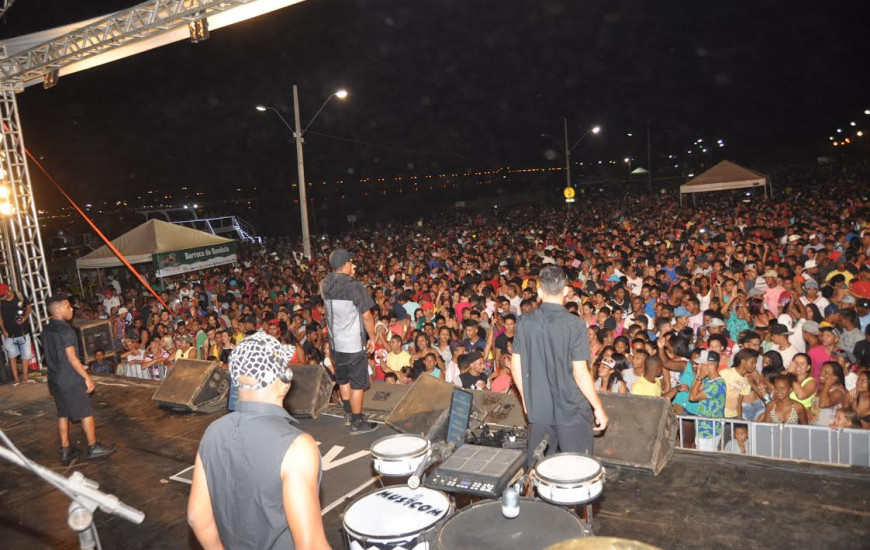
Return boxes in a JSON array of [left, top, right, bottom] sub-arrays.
[[71, 319, 115, 364], [593, 393, 676, 475], [472, 390, 527, 429], [363, 381, 411, 413], [152, 359, 228, 413], [386, 375, 456, 441], [283, 364, 334, 419]]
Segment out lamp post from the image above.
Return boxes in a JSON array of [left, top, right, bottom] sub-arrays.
[[257, 85, 347, 259], [545, 120, 600, 189]]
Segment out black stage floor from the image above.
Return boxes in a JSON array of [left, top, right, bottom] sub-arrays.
[[1, 377, 869, 550]]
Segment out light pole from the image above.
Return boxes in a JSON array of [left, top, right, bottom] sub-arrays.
[[544, 120, 601, 189], [257, 85, 347, 259]]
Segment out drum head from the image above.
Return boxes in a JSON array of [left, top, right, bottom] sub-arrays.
[[371, 434, 429, 458], [438, 499, 584, 550], [536, 454, 602, 484], [545, 537, 664, 550], [344, 487, 450, 539]]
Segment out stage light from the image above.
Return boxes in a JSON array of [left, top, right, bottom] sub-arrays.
[[255, 105, 267, 111], [591, 126, 601, 134], [858, 131, 864, 137], [0, 184, 9, 199], [850, 121, 857, 127], [43, 69, 59, 89], [335, 89, 348, 99], [189, 18, 210, 43]]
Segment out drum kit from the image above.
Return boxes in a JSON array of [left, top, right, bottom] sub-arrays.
[[343, 432, 609, 550]]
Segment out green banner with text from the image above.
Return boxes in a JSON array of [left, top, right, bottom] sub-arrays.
[[153, 242, 237, 277]]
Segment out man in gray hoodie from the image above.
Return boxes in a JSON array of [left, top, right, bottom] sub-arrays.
[[321, 249, 378, 435]]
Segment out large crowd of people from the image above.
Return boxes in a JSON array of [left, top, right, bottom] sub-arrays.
[[14, 161, 870, 454]]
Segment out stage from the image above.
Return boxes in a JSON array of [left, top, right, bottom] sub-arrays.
[[1, 377, 868, 550]]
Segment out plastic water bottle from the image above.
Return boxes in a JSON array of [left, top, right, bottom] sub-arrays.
[[501, 486, 519, 519]]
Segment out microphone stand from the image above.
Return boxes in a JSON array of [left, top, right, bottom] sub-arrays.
[[0, 429, 145, 550], [520, 433, 550, 497]]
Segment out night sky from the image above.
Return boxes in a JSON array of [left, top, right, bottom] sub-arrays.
[[1, 1, 867, 216]]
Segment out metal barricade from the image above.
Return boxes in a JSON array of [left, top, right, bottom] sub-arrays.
[[676, 415, 870, 467]]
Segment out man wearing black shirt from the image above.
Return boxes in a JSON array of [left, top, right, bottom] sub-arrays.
[[0, 284, 33, 386], [494, 314, 516, 366], [42, 296, 115, 465], [457, 351, 488, 390], [511, 266, 608, 465]]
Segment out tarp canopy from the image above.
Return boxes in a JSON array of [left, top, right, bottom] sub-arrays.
[[76, 219, 235, 275], [680, 160, 769, 196]]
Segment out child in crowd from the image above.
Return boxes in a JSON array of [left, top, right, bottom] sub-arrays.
[[723, 423, 751, 454]]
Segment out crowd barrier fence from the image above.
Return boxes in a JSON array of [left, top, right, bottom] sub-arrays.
[[675, 414, 870, 467]]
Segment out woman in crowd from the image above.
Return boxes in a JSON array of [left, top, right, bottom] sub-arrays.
[[748, 297, 776, 335], [216, 329, 236, 368], [760, 375, 808, 425], [788, 353, 817, 413], [594, 356, 627, 394], [845, 371, 870, 428], [811, 361, 847, 426]]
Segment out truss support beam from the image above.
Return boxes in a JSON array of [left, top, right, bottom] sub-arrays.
[[0, 0, 266, 89], [0, 83, 52, 362], [0, 0, 17, 20]]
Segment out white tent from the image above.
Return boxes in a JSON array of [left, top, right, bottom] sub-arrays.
[[679, 160, 770, 204], [76, 220, 236, 282]]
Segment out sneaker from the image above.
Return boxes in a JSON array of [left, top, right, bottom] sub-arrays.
[[344, 412, 353, 426], [349, 419, 379, 436], [60, 446, 81, 466], [87, 442, 116, 460]]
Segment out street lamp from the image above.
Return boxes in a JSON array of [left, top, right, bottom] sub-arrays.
[[543, 120, 601, 189], [256, 85, 348, 259]]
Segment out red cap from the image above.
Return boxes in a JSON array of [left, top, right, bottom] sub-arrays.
[[0, 284, 8, 296], [422, 301, 434, 311]]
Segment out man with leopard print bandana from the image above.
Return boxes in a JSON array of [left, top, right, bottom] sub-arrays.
[[188, 331, 329, 550]]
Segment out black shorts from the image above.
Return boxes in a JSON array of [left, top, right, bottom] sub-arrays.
[[332, 350, 370, 390], [51, 382, 94, 421]]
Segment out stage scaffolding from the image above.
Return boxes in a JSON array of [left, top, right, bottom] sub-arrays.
[[0, 80, 51, 363]]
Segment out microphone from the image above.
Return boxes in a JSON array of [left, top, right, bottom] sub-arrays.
[[501, 484, 520, 519], [408, 441, 455, 489], [530, 434, 550, 469]]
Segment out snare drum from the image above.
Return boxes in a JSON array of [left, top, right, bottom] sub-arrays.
[[438, 498, 585, 550], [532, 453, 604, 505], [371, 434, 431, 476], [344, 486, 452, 550]]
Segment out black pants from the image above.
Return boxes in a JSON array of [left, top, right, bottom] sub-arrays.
[[527, 420, 593, 467]]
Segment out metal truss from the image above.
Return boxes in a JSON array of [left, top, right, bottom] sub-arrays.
[[0, 1, 18, 20], [0, 0, 260, 89], [0, 84, 52, 361]]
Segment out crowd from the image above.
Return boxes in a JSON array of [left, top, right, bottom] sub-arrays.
[[14, 161, 870, 454]]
